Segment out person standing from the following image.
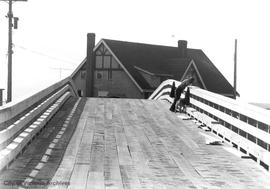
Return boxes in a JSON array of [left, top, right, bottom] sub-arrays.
[[184, 87, 190, 106], [169, 77, 194, 112], [170, 81, 176, 98]]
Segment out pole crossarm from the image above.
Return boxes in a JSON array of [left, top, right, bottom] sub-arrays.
[[0, 0, 27, 1]]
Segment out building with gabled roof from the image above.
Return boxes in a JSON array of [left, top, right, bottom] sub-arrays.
[[71, 35, 238, 99]]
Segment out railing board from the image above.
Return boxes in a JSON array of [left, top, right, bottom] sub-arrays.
[[149, 79, 270, 171]]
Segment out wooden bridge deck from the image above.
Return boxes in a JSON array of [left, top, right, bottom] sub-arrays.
[[1, 98, 270, 188]]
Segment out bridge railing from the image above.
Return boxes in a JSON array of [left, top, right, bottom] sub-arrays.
[[0, 77, 78, 171], [149, 79, 270, 171]]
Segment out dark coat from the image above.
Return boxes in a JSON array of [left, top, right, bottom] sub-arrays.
[[169, 84, 186, 111], [183, 87, 190, 105], [169, 82, 176, 98], [169, 78, 193, 112]]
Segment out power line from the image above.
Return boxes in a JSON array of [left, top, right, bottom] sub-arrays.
[[50, 67, 73, 80], [15, 45, 78, 65]]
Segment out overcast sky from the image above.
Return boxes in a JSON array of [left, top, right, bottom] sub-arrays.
[[0, 0, 269, 103]]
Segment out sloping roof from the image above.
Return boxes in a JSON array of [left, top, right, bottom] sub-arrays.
[[103, 39, 236, 95], [137, 58, 191, 77], [103, 39, 185, 90], [187, 49, 236, 95], [133, 58, 191, 90], [71, 58, 86, 79]]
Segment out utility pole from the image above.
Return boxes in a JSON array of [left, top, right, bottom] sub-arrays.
[[1, 0, 27, 103], [233, 39, 237, 99], [0, 89, 4, 106], [7, 0, 13, 103]]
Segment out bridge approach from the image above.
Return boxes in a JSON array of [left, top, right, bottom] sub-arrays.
[[0, 78, 270, 188]]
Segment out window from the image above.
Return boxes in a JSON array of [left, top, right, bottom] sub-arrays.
[[95, 45, 121, 70], [96, 56, 103, 68], [95, 54, 121, 70], [103, 56, 111, 69]]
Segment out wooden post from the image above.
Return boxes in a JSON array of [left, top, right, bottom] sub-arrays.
[[1, 0, 28, 102], [0, 89, 4, 106], [7, 0, 13, 103], [234, 39, 237, 99]]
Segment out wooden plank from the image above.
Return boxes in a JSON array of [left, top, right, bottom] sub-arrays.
[[121, 100, 179, 188], [114, 102, 142, 189], [67, 165, 89, 189], [117, 100, 157, 189], [49, 99, 93, 188], [49, 98, 270, 189], [130, 101, 196, 188], [87, 172, 104, 189], [169, 150, 219, 189], [87, 120, 105, 188], [50, 118, 87, 185], [75, 118, 94, 164], [147, 101, 233, 188], [68, 118, 94, 188], [86, 98, 105, 189], [151, 101, 270, 188], [103, 127, 123, 189]]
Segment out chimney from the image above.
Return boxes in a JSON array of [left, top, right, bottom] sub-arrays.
[[85, 33, 96, 97], [178, 40, 187, 57]]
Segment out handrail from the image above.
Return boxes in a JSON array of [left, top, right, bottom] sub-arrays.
[[149, 79, 270, 171], [0, 77, 77, 128], [0, 76, 78, 171]]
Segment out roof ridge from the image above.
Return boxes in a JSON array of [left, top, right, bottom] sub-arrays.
[[102, 39, 203, 52], [102, 38, 179, 49]]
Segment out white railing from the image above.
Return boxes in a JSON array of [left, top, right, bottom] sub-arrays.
[[0, 77, 78, 171], [149, 79, 270, 171]]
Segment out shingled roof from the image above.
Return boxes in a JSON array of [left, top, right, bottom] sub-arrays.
[[103, 39, 237, 96]]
